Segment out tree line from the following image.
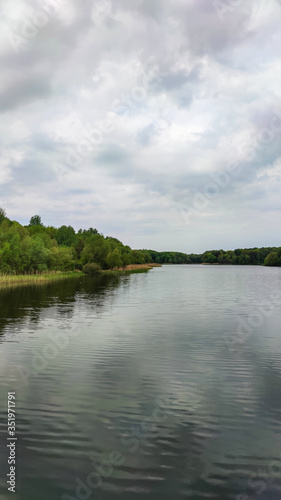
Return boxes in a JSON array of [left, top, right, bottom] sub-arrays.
[[0, 208, 280, 274], [0, 209, 152, 274], [146, 247, 281, 267]]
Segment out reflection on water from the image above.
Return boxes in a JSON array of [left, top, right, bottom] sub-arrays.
[[0, 266, 281, 499]]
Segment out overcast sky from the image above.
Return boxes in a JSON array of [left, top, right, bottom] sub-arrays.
[[0, 0, 281, 253]]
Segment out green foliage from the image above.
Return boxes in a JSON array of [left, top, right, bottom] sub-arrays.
[[132, 250, 145, 264], [45, 226, 58, 240], [203, 252, 217, 264], [48, 246, 75, 271], [143, 250, 194, 265], [29, 215, 43, 226], [0, 208, 7, 225], [81, 234, 110, 269], [83, 263, 102, 275], [237, 252, 251, 265], [121, 250, 133, 269], [78, 228, 98, 236], [106, 248, 122, 269], [217, 250, 237, 265], [29, 236, 50, 271], [144, 246, 281, 267], [0, 208, 280, 275], [264, 252, 280, 267], [56, 225, 77, 247]]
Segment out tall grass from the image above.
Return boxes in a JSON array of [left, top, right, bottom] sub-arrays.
[[0, 271, 84, 286]]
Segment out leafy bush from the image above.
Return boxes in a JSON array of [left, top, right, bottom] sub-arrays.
[[83, 263, 102, 275]]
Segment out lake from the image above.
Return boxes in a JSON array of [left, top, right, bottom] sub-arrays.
[[0, 265, 281, 499]]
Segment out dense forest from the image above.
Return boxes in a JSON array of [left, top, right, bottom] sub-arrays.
[[0, 208, 280, 274]]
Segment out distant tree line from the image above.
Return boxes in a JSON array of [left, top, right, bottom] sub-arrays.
[[0, 209, 280, 274], [144, 247, 281, 267], [200, 248, 281, 266], [143, 250, 199, 264]]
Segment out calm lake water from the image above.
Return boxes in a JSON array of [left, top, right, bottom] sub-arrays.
[[1, 265, 281, 499]]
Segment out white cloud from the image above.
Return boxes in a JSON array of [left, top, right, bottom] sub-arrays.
[[0, 0, 280, 252]]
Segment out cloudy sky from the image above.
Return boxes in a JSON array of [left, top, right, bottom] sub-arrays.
[[0, 0, 281, 253]]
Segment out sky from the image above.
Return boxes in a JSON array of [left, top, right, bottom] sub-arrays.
[[0, 0, 281, 253]]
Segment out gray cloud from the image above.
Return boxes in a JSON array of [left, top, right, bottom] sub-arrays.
[[0, 75, 52, 112], [0, 0, 281, 252]]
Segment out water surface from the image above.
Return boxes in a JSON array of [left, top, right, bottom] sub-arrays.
[[0, 265, 281, 499]]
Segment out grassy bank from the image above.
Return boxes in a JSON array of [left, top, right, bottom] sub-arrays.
[[0, 264, 162, 287], [0, 271, 84, 286], [102, 263, 162, 275]]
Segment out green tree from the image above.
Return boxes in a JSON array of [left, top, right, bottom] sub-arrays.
[[29, 215, 43, 226], [224, 251, 237, 264], [107, 248, 122, 270], [217, 251, 225, 264], [203, 252, 217, 264], [132, 250, 145, 264], [81, 234, 110, 268], [45, 226, 58, 240], [0, 208, 7, 225], [264, 252, 280, 267], [48, 246, 74, 271], [238, 252, 251, 265], [121, 251, 133, 269], [56, 225, 77, 246], [29, 236, 50, 272]]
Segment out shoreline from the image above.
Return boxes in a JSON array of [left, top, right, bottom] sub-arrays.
[[0, 264, 162, 287], [102, 263, 162, 274], [0, 271, 84, 287]]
